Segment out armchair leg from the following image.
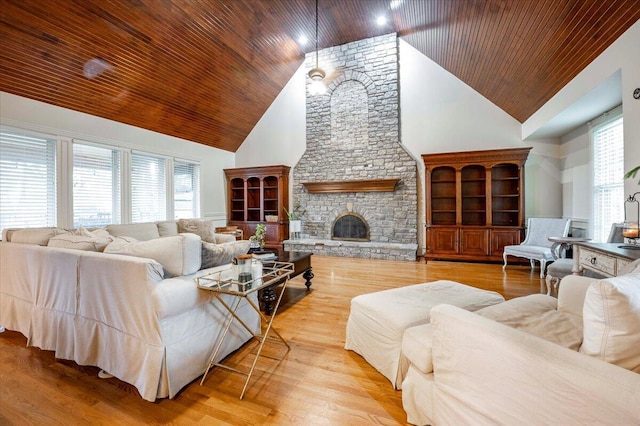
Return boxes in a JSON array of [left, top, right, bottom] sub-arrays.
[[545, 275, 552, 295], [502, 252, 508, 270], [530, 259, 535, 269], [540, 260, 546, 278]]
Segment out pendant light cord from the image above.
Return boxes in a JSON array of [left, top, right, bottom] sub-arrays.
[[314, 0, 319, 69]]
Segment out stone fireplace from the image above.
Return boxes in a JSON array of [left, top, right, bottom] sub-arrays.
[[332, 212, 369, 241], [285, 33, 418, 261]]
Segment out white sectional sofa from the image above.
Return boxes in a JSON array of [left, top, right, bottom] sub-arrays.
[[0, 220, 254, 401], [401, 263, 640, 425]]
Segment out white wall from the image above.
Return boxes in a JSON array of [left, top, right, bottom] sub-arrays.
[[0, 92, 234, 223], [525, 20, 640, 198], [235, 64, 307, 168]]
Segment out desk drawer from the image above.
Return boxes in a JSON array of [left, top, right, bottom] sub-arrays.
[[579, 248, 616, 276]]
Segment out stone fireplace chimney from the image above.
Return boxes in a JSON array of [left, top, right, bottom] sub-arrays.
[[287, 33, 418, 261]]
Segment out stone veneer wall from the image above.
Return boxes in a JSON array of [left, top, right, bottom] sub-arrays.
[[288, 33, 418, 261]]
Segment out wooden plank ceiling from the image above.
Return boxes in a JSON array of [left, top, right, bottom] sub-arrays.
[[1, 0, 638, 152]]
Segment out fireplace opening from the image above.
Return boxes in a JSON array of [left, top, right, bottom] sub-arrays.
[[332, 212, 370, 242]]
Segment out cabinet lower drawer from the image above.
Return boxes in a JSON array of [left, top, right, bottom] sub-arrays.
[[579, 248, 616, 276]]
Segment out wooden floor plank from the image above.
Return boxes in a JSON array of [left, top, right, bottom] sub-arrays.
[[0, 256, 544, 425]]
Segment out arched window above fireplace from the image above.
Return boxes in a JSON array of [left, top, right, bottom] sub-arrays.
[[332, 212, 369, 242]]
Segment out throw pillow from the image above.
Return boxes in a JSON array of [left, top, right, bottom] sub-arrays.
[[104, 233, 202, 277], [9, 227, 69, 245], [178, 219, 217, 243], [201, 240, 251, 269], [580, 274, 640, 372], [48, 234, 112, 252]]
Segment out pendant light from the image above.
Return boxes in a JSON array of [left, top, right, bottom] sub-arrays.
[[308, 0, 325, 82]]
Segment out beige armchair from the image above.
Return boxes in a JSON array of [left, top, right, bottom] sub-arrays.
[[502, 217, 571, 278], [401, 261, 640, 425]]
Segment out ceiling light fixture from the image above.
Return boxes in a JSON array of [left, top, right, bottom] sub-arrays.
[[308, 0, 325, 82]]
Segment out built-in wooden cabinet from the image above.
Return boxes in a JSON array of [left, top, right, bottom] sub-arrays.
[[224, 165, 290, 249], [423, 148, 531, 262]]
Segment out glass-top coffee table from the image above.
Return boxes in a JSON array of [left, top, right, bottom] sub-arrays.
[[197, 261, 294, 399]]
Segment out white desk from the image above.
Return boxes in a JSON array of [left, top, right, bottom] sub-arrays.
[[573, 242, 640, 277]]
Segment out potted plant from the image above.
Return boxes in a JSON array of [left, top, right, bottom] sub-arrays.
[[284, 204, 304, 238], [249, 223, 266, 251], [625, 166, 640, 184]]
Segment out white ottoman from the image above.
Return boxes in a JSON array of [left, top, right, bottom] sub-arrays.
[[344, 280, 504, 389]]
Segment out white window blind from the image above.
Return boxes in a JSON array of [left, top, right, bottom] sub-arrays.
[[174, 160, 200, 219], [0, 130, 57, 230], [592, 116, 624, 242], [73, 143, 121, 227], [131, 152, 167, 223]]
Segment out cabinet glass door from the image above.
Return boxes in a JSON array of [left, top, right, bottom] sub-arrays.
[[246, 177, 261, 222], [491, 164, 520, 226], [262, 176, 279, 221], [230, 178, 245, 221], [430, 166, 456, 225], [461, 165, 486, 226]]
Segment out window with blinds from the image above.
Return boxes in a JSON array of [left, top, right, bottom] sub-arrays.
[[592, 116, 624, 242], [0, 130, 57, 229], [73, 143, 121, 227], [131, 152, 167, 223], [174, 160, 200, 219]]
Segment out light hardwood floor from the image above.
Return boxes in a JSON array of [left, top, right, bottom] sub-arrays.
[[0, 256, 546, 425]]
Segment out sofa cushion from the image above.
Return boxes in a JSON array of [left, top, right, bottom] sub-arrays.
[[402, 324, 434, 374], [105, 223, 161, 241], [477, 294, 583, 350], [580, 274, 640, 372], [7, 227, 69, 245], [156, 221, 178, 237], [201, 240, 251, 269], [177, 219, 217, 243], [104, 233, 202, 277], [48, 234, 112, 252]]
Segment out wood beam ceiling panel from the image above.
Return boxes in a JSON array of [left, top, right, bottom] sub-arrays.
[[1, 0, 638, 151]]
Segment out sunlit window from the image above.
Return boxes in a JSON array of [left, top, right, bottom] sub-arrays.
[[174, 160, 200, 219], [592, 116, 624, 242], [73, 143, 121, 227], [0, 130, 57, 229]]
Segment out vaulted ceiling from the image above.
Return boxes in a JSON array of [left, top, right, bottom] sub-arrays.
[[1, 1, 638, 152]]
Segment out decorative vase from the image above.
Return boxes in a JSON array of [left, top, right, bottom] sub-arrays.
[[289, 220, 302, 239]]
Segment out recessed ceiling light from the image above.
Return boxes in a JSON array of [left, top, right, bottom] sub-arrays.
[[298, 35, 309, 45], [376, 16, 387, 26], [390, 0, 403, 10]]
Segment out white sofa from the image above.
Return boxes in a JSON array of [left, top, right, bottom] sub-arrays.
[[401, 264, 640, 425], [0, 221, 255, 401]]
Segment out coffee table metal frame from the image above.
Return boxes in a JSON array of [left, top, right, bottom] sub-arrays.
[[197, 261, 294, 399]]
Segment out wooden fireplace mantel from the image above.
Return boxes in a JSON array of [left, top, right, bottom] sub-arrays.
[[301, 178, 400, 193]]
